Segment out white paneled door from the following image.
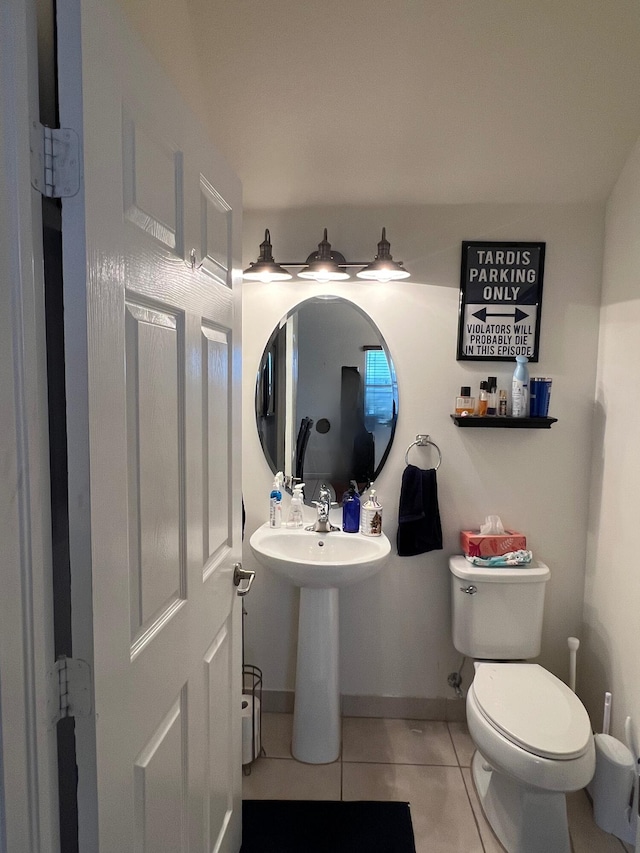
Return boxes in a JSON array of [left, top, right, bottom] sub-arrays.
[[57, 0, 243, 850]]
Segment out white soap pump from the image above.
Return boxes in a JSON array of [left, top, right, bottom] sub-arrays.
[[286, 483, 305, 528]]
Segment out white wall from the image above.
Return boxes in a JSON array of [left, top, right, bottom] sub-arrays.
[[582, 137, 640, 744], [242, 203, 603, 705]]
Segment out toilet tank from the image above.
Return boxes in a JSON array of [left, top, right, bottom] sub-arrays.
[[449, 556, 550, 659]]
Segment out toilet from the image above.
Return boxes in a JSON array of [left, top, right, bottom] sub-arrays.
[[449, 556, 595, 853]]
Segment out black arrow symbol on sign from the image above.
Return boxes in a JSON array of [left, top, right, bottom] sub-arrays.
[[472, 307, 529, 323]]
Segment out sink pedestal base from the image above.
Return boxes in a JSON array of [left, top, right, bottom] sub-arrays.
[[291, 587, 340, 764]]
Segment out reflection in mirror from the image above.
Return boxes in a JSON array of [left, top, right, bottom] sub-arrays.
[[256, 297, 398, 505]]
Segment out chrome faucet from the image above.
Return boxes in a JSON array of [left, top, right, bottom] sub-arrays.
[[307, 483, 339, 532]]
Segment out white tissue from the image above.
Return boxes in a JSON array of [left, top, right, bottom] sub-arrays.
[[480, 515, 505, 535]]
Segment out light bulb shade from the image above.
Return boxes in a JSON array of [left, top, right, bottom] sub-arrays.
[[356, 227, 410, 281], [298, 262, 350, 282], [243, 229, 292, 281], [243, 262, 292, 282], [297, 228, 350, 281], [356, 263, 410, 282]]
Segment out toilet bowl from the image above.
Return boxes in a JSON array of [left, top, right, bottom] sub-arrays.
[[467, 662, 595, 853], [448, 556, 595, 852]]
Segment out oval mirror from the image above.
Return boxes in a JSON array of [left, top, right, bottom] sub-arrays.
[[255, 297, 399, 505]]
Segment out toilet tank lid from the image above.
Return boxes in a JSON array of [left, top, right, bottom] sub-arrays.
[[472, 663, 592, 759], [449, 555, 550, 583]]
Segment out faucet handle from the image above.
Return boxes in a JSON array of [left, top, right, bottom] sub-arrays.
[[318, 484, 337, 503], [311, 499, 338, 507]]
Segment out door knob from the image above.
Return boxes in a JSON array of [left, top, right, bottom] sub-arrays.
[[233, 562, 255, 596]]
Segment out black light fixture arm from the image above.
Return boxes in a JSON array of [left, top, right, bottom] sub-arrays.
[[277, 229, 402, 267], [275, 229, 348, 267], [243, 227, 410, 281], [257, 229, 277, 263]]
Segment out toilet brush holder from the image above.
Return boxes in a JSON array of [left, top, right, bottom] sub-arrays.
[[588, 733, 637, 844]]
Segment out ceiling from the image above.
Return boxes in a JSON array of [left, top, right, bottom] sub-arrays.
[[183, 1, 640, 210]]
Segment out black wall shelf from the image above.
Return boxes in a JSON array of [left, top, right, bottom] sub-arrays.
[[450, 415, 558, 429]]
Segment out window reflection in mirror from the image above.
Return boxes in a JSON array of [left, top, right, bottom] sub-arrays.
[[255, 297, 398, 505]]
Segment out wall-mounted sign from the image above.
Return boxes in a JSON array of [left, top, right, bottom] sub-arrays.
[[456, 241, 546, 362]]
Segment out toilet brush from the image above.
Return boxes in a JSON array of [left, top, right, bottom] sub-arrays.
[[588, 702, 637, 844], [602, 692, 612, 735], [625, 716, 640, 842], [567, 636, 580, 692]]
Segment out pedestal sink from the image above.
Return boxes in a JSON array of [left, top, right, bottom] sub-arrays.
[[249, 523, 391, 763]]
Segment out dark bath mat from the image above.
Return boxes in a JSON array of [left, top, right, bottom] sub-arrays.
[[241, 799, 417, 853]]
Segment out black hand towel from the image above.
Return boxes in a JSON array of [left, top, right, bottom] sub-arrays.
[[397, 464, 443, 556]]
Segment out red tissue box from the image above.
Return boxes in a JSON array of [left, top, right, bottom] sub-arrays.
[[460, 529, 527, 558]]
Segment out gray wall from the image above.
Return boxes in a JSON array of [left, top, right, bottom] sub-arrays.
[[583, 135, 640, 747]]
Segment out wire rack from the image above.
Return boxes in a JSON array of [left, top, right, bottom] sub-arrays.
[[242, 603, 265, 773]]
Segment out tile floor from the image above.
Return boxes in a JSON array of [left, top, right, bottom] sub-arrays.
[[243, 713, 630, 853]]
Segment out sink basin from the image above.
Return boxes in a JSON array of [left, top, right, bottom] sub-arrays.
[[249, 522, 391, 764], [249, 524, 391, 588]]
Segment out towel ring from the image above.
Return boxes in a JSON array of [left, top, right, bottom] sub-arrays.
[[404, 434, 442, 470]]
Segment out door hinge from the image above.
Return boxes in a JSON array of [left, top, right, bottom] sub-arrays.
[[47, 656, 92, 727], [30, 121, 80, 198]]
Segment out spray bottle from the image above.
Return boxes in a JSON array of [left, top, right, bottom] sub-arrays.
[[269, 472, 284, 528], [511, 355, 529, 417]]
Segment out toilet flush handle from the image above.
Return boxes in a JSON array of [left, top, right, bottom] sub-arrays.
[[460, 585, 477, 595]]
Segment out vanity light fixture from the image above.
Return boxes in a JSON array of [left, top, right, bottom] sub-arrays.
[[241, 229, 293, 282], [243, 227, 410, 283]]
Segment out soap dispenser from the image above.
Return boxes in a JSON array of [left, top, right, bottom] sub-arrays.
[[360, 488, 383, 536], [286, 483, 305, 528]]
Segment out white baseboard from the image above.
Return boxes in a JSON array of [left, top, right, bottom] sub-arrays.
[[261, 690, 466, 722]]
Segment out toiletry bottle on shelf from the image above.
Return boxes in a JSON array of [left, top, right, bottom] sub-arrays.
[[286, 483, 305, 528], [511, 356, 529, 417], [476, 381, 488, 416], [269, 472, 284, 528], [487, 377, 497, 416], [360, 488, 383, 536], [498, 389, 508, 416], [342, 481, 361, 533], [455, 386, 475, 416]]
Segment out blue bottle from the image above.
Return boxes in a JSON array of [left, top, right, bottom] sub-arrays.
[[342, 481, 361, 533]]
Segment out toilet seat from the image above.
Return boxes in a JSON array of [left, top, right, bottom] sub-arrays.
[[472, 663, 592, 760]]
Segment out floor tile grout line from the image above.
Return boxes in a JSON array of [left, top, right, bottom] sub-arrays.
[[458, 762, 492, 853], [447, 723, 460, 767], [342, 759, 463, 768], [253, 755, 468, 769], [446, 721, 462, 767]]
